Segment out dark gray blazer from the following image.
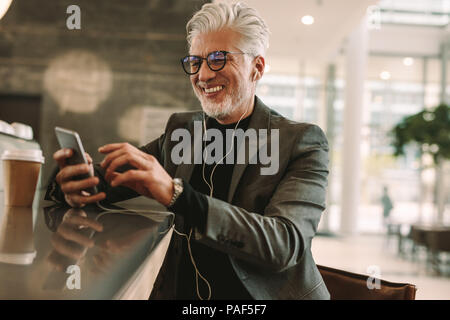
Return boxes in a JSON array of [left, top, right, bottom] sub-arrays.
[[140, 96, 330, 300]]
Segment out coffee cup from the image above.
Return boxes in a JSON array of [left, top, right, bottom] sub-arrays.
[[1, 149, 45, 207], [0, 206, 36, 265]]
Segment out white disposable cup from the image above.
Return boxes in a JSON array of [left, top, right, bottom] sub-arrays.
[[1, 150, 45, 207]]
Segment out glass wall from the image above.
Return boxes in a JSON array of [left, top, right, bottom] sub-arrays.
[[256, 55, 445, 233]]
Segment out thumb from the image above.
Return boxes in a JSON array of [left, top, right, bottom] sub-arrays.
[[85, 152, 93, 165]]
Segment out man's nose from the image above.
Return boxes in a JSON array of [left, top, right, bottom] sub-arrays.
[[198, 61, 216, 82]]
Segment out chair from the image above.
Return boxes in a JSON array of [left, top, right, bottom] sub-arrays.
[[410, 225, 450, 265], [425, 229, 450, 253], [409, 225, 428, 246], [317, 265, 417, 300], [425, 230, 450, 274]]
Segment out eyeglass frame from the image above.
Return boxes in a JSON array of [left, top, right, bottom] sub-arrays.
[[180, 50, 247, 75]]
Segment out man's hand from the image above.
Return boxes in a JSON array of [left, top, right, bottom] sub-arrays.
[[98, 143, 174, 206], [54, 148, 106, 207]]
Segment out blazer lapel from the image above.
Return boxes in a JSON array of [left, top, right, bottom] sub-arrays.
[[227, 96, 272, 203]]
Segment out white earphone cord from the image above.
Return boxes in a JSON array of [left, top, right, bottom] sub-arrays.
[[202, 104, 250, 197]]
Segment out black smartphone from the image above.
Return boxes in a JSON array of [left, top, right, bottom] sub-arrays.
[[55, 127, 98, 195]]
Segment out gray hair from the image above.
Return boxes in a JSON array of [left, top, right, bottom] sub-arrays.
[[186, 1, 269, 57]]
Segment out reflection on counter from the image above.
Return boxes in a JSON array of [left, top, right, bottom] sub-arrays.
[[41, 204, 172, 295], [0, 206, 37, 265]]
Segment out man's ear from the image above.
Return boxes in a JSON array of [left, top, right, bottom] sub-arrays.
[[252, 55, 265, 81]]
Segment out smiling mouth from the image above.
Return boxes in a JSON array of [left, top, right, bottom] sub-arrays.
[[202, 85, 224, 94]]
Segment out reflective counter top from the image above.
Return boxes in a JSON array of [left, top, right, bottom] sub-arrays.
[[0, 190, 173, 299]]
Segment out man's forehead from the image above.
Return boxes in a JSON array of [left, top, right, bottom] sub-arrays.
[[189, 29, 240, 55]]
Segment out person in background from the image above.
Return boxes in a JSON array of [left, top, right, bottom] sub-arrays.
[[381, 185, 394, 226]]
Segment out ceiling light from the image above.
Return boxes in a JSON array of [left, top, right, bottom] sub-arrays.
[[301, 15, 314, 25], [403, 57, 414, 66], [380, 71, 391, 80], [0, 0, 13, 20]]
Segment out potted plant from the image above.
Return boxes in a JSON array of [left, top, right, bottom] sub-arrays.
[[391, 103, 450, 223]]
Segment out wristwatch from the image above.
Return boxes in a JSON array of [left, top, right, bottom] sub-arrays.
[[167, 178, 183, 208]]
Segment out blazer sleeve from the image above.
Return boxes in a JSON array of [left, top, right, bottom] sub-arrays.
[[196, 124, 329, 273]]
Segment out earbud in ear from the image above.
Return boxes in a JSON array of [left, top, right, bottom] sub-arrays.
[[253, 72, 258, 81]]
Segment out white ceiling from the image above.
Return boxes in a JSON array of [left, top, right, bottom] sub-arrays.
[[213, 0, 449, 81], [214, 0, 377, 73], [245, 0, 377, 60]]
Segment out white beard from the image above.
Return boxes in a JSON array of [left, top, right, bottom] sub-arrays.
[[195, 84, 248, 121], [198, 92, 234, 120]]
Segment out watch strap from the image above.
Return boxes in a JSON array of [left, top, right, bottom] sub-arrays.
[[168, 178, 183, 208]]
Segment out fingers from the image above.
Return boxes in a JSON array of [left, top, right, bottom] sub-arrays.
[[51, 232, 85, 261], [110, 169, 145, 188], [66, 192, 106, 206], [64, 215, 104, 233], [47, 250, 74, 272], [99, 148, 128, 171], [57, 223, 96, 248], [98, 143, 127, 154], [60, 176, 99, 194], [56, 163, 91, 185], [104, 154, 149, 182], [53, 148, 73, 169], [100, 148, 127, 173], [65, 208, 88, 219], [99, 143, 142, 170], [85, 152, 93, 165]]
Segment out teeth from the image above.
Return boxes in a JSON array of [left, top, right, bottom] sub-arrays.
[[204, 86, 223, 93]]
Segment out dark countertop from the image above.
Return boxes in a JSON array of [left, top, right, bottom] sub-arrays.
[[0, 189, 173, 299]]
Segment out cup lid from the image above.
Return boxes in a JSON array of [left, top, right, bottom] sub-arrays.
[[11, 122, 33, 140], [1, 149, 45, 163]]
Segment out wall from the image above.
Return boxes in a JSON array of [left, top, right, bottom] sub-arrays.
[[0, 0, 208, 183]]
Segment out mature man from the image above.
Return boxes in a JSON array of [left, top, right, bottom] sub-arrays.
[[46, 2, 330, 300]]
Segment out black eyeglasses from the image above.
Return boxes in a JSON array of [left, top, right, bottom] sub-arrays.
[[180, 50, 246, 75]]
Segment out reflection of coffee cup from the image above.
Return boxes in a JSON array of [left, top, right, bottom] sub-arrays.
[[0, 206, 36, 265], [1, 150, 44, 207]]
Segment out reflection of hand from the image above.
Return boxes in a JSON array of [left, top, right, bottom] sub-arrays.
[[53, 149, 106, 207], [90, 228, 150, 274], [47, 208, 103, 271], [98, 143, 173, 206]]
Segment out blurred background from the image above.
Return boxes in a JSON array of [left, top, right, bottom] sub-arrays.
[[0, 0, 448, 299]]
